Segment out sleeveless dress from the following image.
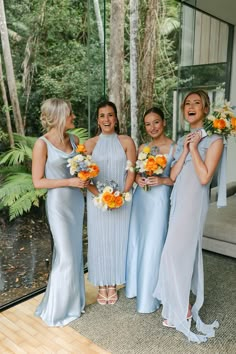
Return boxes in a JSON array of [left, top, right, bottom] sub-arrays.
[[87, 133, 132, 286], [125, 144, 174, 313], [35, 135, 85, 327], [153, 133, 222, 342]]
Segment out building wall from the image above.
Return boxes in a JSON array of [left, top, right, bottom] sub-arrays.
[[228, 26, 236, 183]]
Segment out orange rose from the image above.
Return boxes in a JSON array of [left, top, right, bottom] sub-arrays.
[[213, 119, 226, 130], [231, 117, 236, 129], [102, 192, 115, 205], [115, 195, 124, 207], [90, 164, 100, 177], [156, 155, 167, 168], [76, 144, 87, 153], [146, 156, 158, 173], [78, 171, 90, 180]]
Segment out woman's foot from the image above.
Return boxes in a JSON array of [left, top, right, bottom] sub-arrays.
[[163, 305, 192, 328], [107, 286, 118, 305], [163, 320, 175, 328], [97, 286, 108, 305], [187, 304, 192, 320]]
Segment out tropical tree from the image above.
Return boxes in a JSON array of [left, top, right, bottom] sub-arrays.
[[0, 54, 14, 146], [108, 0, 126, 133], [0, 0, 24, 135], [130, 0, 139, 147]]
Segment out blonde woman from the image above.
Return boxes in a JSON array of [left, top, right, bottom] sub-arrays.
[[32, 98, 88, 326], [153, 90, 223, 342]]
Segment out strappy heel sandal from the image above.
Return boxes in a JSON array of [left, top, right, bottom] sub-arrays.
[[97, 287, 108, 305], [163, 305, 193, 328], [107, 286, 118, 305]]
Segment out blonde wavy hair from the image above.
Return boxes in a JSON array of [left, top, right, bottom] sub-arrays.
[[181, 89, 210, 121], [40, 98, 72, 142]]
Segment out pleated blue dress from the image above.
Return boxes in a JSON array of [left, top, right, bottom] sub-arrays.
[[125, 144, 174, 313], [35, 135, 85, 327], [153, 133, 222, 342], [87, 133, 132, 286]]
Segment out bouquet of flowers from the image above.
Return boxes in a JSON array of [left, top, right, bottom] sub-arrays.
[[135, 145, 168, 191], [203, 101, 236, 138], [93, 180, 132, 211], [67, 144, 100, 180]]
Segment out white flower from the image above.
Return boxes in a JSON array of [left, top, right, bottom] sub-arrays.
[[154, 166, 163, 175], [124, 192, 132, 202], [138, 152, 147, 161], [114, 191, 120, 197], [126, 160, 134, 172], [207, 115, 215, 121], [136, 160, 145, 173], [103, 186, 113, 193], [102, 204, 108, 211], [74, 154, 84, 162]]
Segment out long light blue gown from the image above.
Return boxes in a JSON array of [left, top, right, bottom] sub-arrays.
[[35, 135, 85, 327], [87, 133, 132, 286], [125, 144, 174, 313], [153, 133, 222, 342]]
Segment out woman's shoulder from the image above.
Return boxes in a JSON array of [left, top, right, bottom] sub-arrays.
[[118, 134, 133, 142], [201, 133, 223, 147], [118, 134, 135, 147], [84, 136, 99, 153]]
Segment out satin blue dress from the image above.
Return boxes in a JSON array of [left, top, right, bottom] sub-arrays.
[[125, 144, 174, 313], [35, 135, 85, 327], [153, 133, 222, 342], [87, 133, 132, 286]]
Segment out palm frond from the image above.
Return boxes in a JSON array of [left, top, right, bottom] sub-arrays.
[[67, 128, 88, 143], [13, 134, 37, 149], [9, 189, 47, 220], [160, 18, 180, 36], [0, 143, 33, 165], [0, 173, 35, 204], [0, 165, 27, 176]]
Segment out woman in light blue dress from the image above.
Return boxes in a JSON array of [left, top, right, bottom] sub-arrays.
[[125, 107, 175, 313], [153, 90, 224, 342], [85, 101, 136, 305], [32, 98, 88, 326]]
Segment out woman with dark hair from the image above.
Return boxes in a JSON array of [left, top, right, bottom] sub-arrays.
[[85, 100, 136, 305], [153, 90, 223, 342], [125, 107, 175, 313]]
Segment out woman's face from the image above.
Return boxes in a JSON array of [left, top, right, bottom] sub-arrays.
[[65, 110, 76, 130], [183, 93, 207, 128], [97, 105, 117, 134], [144, 112, 165, 139]]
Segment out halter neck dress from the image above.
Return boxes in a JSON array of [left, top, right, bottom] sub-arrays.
[[86, 133, 132, 286]]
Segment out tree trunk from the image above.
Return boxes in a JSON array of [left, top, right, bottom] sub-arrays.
[[0, 54, 14, 146], [108, 0, 126, 133], [139, 0, 159, 111], [130, 0, 139, 147], [93, 0, 105, 50], [93, 0, 108, 80], [0, 0, 24, 135]]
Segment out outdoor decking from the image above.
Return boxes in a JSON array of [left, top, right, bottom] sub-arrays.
[[0, 276, 109, 353]]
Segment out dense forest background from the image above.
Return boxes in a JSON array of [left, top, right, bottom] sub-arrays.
[[0, 0, 180, 219], [0, 0, 179, 142]]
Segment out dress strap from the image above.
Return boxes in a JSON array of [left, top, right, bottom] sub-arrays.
[[69, 134, 77, 150]]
